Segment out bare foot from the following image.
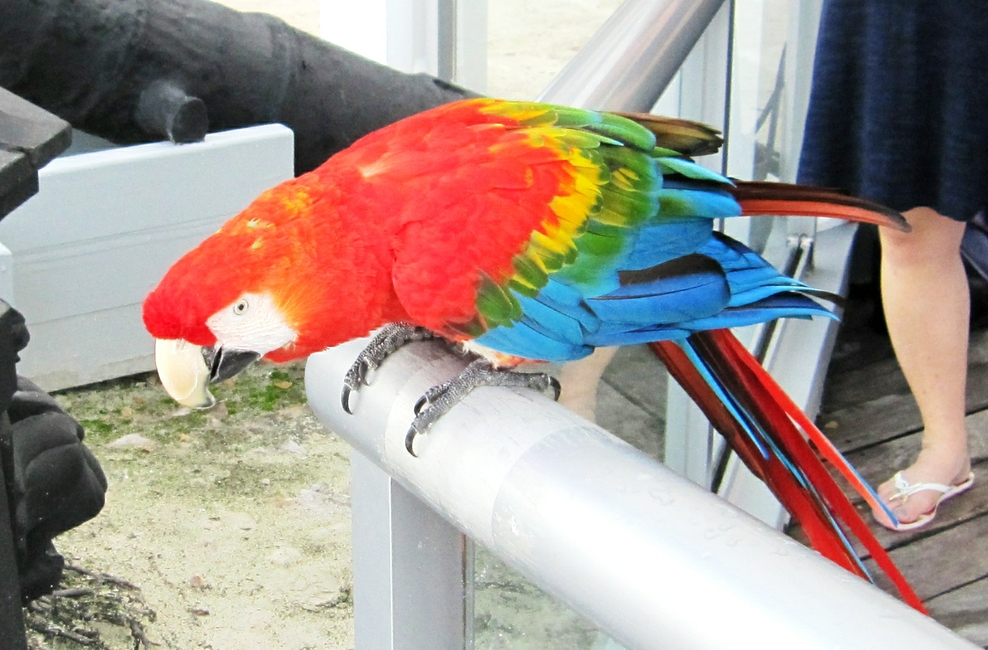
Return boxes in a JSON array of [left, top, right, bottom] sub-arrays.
[[872, 446, 971, 530]]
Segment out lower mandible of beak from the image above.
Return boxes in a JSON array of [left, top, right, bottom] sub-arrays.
[[206, 346, 261, 384], [153, 339, 260, 408]]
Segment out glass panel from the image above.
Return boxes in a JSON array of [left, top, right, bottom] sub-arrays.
[[487, 0, 624, 100], [472, 545, 603, 650], [469, 345, 665, 648], [749, 0, 792, 183], [474, 3, 711, 646]]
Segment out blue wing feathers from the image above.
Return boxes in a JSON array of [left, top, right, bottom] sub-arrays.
[[469, 134, 836, 361], [481, 237, 835, 361], [473, 323, 593, 361], [514, 294, 587, 345], [588, 255, 730, 325], [535, 280, 596, 324], [622, 220, 714, 270], [657, 187, 740, 220]]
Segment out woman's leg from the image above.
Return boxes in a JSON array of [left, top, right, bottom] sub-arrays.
[[557, 347, 618, 422], [875, 207, 972, 526]]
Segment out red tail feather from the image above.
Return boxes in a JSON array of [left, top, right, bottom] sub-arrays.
[[651, 339, 866, 577], [729, 181, 910, 232], [650, 330, 926, 613]]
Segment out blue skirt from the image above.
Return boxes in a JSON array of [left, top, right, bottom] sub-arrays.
[[797, 0, 988, 222]]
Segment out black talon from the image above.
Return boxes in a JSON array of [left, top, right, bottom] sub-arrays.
[[341, 385, 355, 414], [340, 324, 433, 415], [549, 376, 562, 401], [405, 428, 420, 456], [403, 359, 562, 457], [342, 358, 369, 414]]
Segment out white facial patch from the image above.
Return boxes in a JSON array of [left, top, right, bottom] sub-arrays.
[[206, 292, 297, 355]]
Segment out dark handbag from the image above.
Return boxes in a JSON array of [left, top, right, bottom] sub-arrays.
[[961, 211, 988, 324], [962, 211, 988, 282]]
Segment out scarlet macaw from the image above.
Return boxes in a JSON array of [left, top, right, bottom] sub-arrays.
[[142, 98, 923, 610]]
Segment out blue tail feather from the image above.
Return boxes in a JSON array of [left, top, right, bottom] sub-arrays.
[[677, 336, 873, 579], [683, 294, 836, 332], [584, 324, 692, 347]]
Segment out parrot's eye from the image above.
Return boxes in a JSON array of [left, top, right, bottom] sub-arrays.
[[233, 299, 249, 315]]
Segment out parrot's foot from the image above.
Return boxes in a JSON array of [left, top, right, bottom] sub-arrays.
[[342, 323, 437, 414], [405, 359, 560, 456]]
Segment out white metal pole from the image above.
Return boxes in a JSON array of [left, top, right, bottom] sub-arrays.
[[537, 0, 727, 111], [350, 451, 466, 649]]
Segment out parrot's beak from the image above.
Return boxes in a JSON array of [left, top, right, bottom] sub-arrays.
[[206, 346, 261, 384], [154, 338, 216, 408], [153, 339, 260, 408]]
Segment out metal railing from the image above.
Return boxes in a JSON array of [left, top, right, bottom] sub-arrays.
[[536, 0, 725, 111], [304, 1, 978, 647], [307, 338, 971, 650]]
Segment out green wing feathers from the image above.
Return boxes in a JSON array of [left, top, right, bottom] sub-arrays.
[[466, 100, 734, 332]]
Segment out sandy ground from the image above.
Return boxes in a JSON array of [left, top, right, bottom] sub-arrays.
[[31, 364, 359, 649], [25, 2, 624, 649]]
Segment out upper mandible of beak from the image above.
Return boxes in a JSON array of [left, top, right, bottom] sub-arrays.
[[154, 338, 216, 408], [153, 339, 260, 408]]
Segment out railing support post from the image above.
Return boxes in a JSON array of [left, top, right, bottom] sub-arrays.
[[351, 450, 466, 650]]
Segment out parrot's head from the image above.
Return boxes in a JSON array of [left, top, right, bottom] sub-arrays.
[[143, 180, 340, 409], [143, 235, 302, 408]]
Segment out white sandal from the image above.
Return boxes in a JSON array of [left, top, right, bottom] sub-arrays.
[[878, 470, 975, 532]]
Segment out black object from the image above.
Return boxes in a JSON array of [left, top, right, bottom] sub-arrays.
[[0, 87, 72, 219], [961, 212, 988, 326], [0, 85, 73, 650], [136, 80, 209, 144], [0, 305, 30, 650], [0, 86, 104, 650], [0, 0, 478, 174], [0, 419, 24, 647], [8, 376, 107, 603]]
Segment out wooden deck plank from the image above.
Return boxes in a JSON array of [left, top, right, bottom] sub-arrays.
[[926, 577, 988, 648], [844, 410, 988, 489], [825, 326, 988, 408], [864, 513, 988, 602], [792, 289, 988, 640], [819, 327, 988, 452], [601, 344, 667, 421], [793, 459, 988, 559]]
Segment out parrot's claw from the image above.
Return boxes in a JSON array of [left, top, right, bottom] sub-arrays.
[[405, 359, 561, 456], [342, 357, 377, 414], [341, 362, 368, 414], [341, 323, 436, 414]]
